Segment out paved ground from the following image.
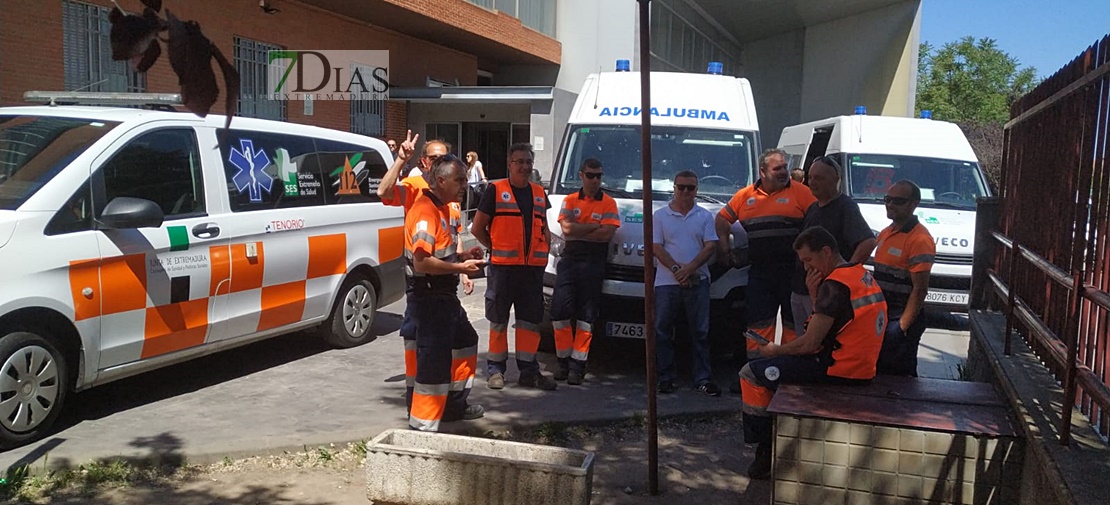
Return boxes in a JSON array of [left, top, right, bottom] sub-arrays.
[[0, 279, 971, 472]]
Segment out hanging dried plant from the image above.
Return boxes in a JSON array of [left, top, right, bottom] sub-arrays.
[[109, 0, 240, 134]]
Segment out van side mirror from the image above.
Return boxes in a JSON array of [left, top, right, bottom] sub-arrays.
[[97, 197, 164, 229]]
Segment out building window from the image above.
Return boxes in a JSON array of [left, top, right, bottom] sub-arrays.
[[471, 0, 555, 37], [650, 0, 741, 75], [234, 36, 286, 121], [63, 0, 146, 93], [426, 123, 460, 155], [351, 100, 385, 136]]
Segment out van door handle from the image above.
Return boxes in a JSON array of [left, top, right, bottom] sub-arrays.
[[192, 223, 220, 239]]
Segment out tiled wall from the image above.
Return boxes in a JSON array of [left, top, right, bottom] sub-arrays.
[[774, 415, 1024, 505]]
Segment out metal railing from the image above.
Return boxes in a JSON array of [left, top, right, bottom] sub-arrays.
[[971, 34, 1110, 445]]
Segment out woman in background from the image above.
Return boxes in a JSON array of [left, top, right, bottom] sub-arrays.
[[466, 151, 487, 185]]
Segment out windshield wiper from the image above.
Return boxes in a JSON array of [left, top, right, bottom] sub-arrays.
[[600, 186, 634, 198], [923, 201, 972, 210], [695, 194, 725, 205]]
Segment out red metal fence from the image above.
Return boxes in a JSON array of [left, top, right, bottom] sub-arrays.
[[975, 34, 1110, 445]]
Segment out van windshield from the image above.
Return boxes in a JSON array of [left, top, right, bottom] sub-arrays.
[[844, 153, 988, 210], [0, 115, 121, 210], [553, 125, 757, 202]]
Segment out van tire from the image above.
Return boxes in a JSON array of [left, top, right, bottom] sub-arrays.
[[319, 276, 378, 348], [0, 331, 69, 450]]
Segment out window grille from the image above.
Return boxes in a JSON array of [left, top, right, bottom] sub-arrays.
[[234, 36, 286, 121], [63, 0, 146, 93]]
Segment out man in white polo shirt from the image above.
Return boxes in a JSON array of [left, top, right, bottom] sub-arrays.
[[652, 170, 721, 396]]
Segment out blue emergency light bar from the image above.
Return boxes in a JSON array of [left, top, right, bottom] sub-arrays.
[[855, 105, 867, 115], [707, 61, 723, 75], [615, 59, 631, 72]]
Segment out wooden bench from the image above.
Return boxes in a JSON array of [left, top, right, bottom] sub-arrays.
[[767, 376, 1022, 505]]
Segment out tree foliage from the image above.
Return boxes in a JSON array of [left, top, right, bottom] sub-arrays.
[[916, 36, 1038, 123], [917, 37, 1040, 190]]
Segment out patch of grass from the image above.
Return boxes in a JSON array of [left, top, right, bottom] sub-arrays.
[[352, 439, 368, 458], [316, 447, 333, 463], [0, 464, 31, 500], [80, 460, 135, 487]]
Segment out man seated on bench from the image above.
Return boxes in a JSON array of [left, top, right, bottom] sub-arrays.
[[739, 226, 888, 480]]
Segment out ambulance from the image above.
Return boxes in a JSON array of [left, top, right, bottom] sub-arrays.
[[0, 92, 405, 448], [777, 110, 990, 309], [543, 60, 759, 346]]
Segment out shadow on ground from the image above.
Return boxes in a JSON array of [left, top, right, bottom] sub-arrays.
[[4, 432, 336, 505]]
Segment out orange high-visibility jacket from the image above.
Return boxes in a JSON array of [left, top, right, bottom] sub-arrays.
[[824, 263, 887, 380], [489, 179, 549, 266]]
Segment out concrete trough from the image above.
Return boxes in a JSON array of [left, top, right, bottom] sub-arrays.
[[365, 429, 595, 505]]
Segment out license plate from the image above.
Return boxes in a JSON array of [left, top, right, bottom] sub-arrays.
[[607, 322, 646, 339], [925, 291, 969, 305]]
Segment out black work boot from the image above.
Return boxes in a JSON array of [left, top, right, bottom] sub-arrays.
[[554, 359, 570, 381], [747, 443, 773, 480]]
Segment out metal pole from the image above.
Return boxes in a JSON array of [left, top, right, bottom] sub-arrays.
[[636, 0, 658, 496]]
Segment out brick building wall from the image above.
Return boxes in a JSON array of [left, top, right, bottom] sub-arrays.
[[0, 0, 554, 139]]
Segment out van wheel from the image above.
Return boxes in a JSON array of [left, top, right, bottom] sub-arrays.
[[319, 276, 378, 348], [0, 331, 68, 450]]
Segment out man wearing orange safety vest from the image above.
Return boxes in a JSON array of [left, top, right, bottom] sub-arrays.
[[739, 226, 887, 479], [716, 149, 817, 372], [874, 180, 935, 377], [470, 142, 557, 391], [550, 158, 620, 385], [404, 155, 486, 431], [378, 131, 474, 413]]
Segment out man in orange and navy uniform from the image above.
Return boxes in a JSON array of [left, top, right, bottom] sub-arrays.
[[550, 158, 620, 385], [716, 148, 817, 363], [470, 142, 557, 391], [739, 226, 886, 479], [874, 180, 935, 377], [378, 133, 475, 412], [404, 155, 486, 431]]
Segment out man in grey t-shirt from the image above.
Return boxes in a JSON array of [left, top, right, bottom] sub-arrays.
[[652, 170, 721, 396], [790, 156, 877, 335]]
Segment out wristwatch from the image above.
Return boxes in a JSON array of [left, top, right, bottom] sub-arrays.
[[670, 265, 681, 273]]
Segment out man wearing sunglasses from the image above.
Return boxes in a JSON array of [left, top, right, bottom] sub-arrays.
[[873, 180, 935, 377], [549, 158, 620, 385], [653, 171, 721, 396], [790, 156, 877, 336], [471, 143, 557, 391]]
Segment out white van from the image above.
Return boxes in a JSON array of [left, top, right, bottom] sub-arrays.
[[544, 61, 759, 345], [0, 93, 405, 448], [778, 111, 990, 309]]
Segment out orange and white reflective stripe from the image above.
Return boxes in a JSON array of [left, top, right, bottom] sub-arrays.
[[450, 345, 477, 391], [404, 339, 417, 388], [739, 365, 774, 417], [409, 382, 449, 432], [488, 322, 509, 362], [515, 320, 541, 362], [571, 320, 593, 362], [553, 320, 573, 359]]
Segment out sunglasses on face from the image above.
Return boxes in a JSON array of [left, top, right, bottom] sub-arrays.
[[884, 195, 911, 205], [675, 184, 698, 192], [582, 172, 603, 180]]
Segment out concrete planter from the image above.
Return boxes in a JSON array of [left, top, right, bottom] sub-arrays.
[[365, 429, 595, 505]]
